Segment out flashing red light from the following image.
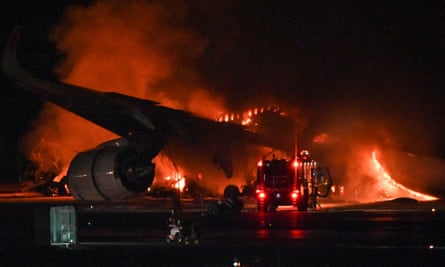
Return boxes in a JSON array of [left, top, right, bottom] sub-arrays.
[[292, 160, 299, 168], [291, 190, 299, 199], [257, 160, 263, 167], [258, 191, 266, 199]]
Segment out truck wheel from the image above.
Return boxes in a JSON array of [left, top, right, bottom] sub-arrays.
[[224, 185, 240, 199]]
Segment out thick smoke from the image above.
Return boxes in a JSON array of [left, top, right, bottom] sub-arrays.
[[21, 0, 226, 181], [303, 104, 444, 201], [19, 0, 443, 200]]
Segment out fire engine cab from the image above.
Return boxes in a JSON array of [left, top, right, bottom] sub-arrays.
[[255, 151, 332, 212]]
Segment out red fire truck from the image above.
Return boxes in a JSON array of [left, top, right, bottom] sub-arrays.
[[255, 151, 332, 212]]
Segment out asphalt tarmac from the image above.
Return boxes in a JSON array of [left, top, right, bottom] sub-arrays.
[[1, 196, 445, 266]]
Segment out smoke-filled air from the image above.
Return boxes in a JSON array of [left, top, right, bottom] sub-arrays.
[[19, 0, 444, 200], [21, 0, 226, 186]]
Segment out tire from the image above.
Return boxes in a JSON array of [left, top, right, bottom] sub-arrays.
[[224, 185, 240, 199]]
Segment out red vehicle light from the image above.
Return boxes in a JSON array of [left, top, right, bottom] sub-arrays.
[[291, 190, 299, 199], [258, 191, 266, 199]]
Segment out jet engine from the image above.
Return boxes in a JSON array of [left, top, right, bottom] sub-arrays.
[[67, 139, 155, 201]]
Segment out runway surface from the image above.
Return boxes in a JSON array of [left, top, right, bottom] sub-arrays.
[[1, 195, 445, 266]]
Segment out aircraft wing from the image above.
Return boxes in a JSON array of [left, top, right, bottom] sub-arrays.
[[2, 27, 295, 200], [2, 28, 202, 141], [3, 27, 292, 148]]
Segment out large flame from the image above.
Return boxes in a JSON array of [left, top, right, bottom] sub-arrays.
[[308, 130, 440, 202], [21, 0, 226, 181], [370, 150, 438, 201], [216, 106, 286, 125], [19, 1, 441, 202]]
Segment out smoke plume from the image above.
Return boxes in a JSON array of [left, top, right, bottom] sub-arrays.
[[19, 0, 443, 200], [21, 0, 226, 180]]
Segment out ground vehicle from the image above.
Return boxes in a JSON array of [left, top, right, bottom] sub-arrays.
[[255, 152, 332, 211]]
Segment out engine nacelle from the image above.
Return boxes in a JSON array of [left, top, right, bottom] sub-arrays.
[[67, 139, 155, 201]]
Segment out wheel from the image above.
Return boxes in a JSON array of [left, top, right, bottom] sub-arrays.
[[224, 185, 240, 199]]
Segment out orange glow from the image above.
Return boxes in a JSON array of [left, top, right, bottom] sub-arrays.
[[257, 160, 263, 167], [164, 173, 186, 192], [52, 165, 68, 183], [22, 1, 228, 180], [292, 160, 299, 168], [217, 106, 288, 127], [371, 150, 438, 201], [312, 133, 329, 144], [241, 118, 251, 125], [174, 176, 186, 192]]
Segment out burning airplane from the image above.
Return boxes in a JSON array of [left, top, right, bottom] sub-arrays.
[[4, 27, 441, 203], [3, 27, 298, 201], [3, 0, 442, 204]]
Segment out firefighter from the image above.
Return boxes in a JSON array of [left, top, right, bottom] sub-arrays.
[[300, 150, 312, 162], [166, 210, 183, 243]]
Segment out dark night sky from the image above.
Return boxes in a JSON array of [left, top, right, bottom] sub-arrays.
[[0, 0, 444, 182]]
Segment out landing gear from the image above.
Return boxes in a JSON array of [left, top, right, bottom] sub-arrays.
[[207, 185, 244, 215]]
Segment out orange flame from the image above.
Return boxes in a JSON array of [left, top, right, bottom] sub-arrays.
[[164, 173, 186, 192], [371, 150, 438, 201], [22, 1, 227, 181]]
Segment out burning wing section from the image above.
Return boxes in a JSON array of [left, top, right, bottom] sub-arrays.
[[2, 27, 293, 201], [2, 29, 169, 139], [2, 28, 168, 200]]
